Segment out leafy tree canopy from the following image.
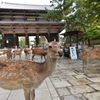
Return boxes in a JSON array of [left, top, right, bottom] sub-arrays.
[[43, 0, 100, 40]]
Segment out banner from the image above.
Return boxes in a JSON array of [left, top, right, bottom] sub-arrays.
[[70, 47, 77, 59]]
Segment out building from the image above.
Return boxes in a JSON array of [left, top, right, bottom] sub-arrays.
[[0, 2, 65, 48]]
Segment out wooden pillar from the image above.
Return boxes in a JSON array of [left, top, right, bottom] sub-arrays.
[[82, 36, 84, 45], [48, 26, 50, 42], [1, 33, 4, 48], [88, 39, 91, 46], [76, 33, 78, 49], [69, 35, 72, 46], [36, 34, 39, 47], [48, 33, 50, 42], [25, 33, 29, 48], [13, 33, 16, 47], [16, 36, 18, 47], [56, 34, 59, 42], [36, 25, 39, 47]]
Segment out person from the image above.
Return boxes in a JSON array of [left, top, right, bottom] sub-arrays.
[[78, 43, 82, 52], [63, 44, 70, 57], [32, 44, 34, 48], [77, 43, 82, 59], [78, 43, 81, 49]]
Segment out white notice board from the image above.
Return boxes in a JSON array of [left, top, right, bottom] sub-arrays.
[[70, 47, 77, 59]]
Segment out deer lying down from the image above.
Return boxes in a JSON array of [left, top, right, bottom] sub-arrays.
[[31, 47, 47, 62], [0, 36, 65, 100]]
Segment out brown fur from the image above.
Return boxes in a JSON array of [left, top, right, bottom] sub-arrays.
[[79, 46, 100, 73], [24, 48, 32, 59], [0, 59, 47, 89], [2, 48, 12, 59], [13, 48, 23, 60], [31, 48, 47, 61]]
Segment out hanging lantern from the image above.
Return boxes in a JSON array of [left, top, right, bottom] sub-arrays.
[[6, 40, 9, 43]]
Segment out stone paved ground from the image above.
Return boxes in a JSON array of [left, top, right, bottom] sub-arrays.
[[0, 52, 100, 100]]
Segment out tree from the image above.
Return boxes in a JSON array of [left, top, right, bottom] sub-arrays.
[[44, 0, 100, 40], [19, 37, 25, 47], [0, 35, 2, 43], [86, 23, 100, 39], [0, 35, 2, 48], [43, 0, 74, 22], [85, 0, 100, 22], [84, 0, 100, 40]]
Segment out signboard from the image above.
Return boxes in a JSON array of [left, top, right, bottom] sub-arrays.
[[70, 47, 77, 59], [27, 18, 36, 21]]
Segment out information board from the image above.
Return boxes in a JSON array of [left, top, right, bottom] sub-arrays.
[[70, 47, 77, 59]]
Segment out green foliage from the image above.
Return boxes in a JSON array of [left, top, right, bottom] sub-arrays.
[[45, 9, 63, 21], [43, 0, 100, 40], [19, 37, 25, 46], [86, 25, 100, 39], [0, 35, 2, 43], [43, 0, 74, 21], [85, 0, 100, 22]]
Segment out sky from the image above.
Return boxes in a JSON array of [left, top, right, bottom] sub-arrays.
[[0, 0, 51, 5]]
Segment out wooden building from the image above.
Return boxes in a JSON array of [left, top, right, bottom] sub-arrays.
[[0, 2, 65, 48], [61, 31, 86, 48]]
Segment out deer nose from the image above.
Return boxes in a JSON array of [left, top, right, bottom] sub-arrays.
[[58, 51, 63, 57]]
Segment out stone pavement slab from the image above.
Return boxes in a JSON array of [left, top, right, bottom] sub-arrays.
[[73, 94, 87, 100], [68, 85, 95, 94], [0, 88, 11, 100], [87, 77, 100, 82], [52, 80, 72, 88], [45, 78, 59, 98], [56, 87, 70, 96], [83, 92, 100, 100], [7, 89, 25, 100], [62, 95, 77, 100], [89, 83, 100, 91], [62, 94, 87, 100], [69, 78, 92, 85]]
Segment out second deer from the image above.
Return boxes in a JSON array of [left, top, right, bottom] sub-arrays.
[[31, 47, 47, 62], [12, 48, 23, 60], [24, 48, 32, 60], [2, 48, 12, 59], [79, 45, 100, 73]]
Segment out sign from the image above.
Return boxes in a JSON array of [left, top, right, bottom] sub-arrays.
[[27, 18, 36, 21], [70, 47, 77, 59]]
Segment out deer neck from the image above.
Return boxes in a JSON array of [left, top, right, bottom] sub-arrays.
[[44, 54, 57, 76]]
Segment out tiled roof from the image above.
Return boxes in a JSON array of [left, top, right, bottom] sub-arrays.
[[0, 2, 53, 10], [0, 20, 65, 24]]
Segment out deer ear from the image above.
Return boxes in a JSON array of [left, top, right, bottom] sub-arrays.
[[40, 36, 48, 46], [59, 38, 66, 45]]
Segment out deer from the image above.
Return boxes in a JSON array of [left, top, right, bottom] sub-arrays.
[[31, 47, 47, 62], [12, 48, 23, 60], [2, 48, 12, 59], [79, 45, 100, 73], [24, 48, 32, 60], [0, 36, 65, 100]]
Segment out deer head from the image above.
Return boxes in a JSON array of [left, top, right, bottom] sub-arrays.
[[41, 36, 66, 59]]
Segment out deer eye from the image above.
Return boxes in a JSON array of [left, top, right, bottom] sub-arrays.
[[49, 46, 52, 48]]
